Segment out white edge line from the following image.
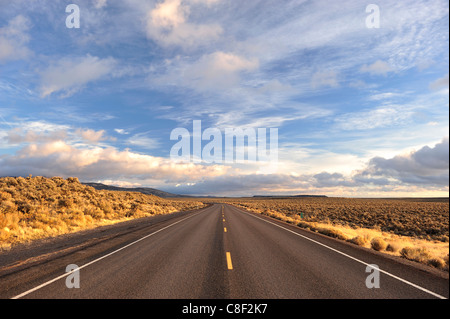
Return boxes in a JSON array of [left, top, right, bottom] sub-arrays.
[[11, 209, 206, 299], [231, 206, 447, 300]]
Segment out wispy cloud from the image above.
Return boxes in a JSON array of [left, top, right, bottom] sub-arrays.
[[360, 60, 393, 76], [114, 128, 130, 135], [126, 132, 160, 150], [39, 55, 117, 97], [311, 70, 339, 89], [430, 73, 449, 91], [334, 104, 414, 130], [151, 51, 259, 92], [0, 15, 31, 63]]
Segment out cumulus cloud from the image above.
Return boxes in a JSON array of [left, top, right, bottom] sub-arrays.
[[5, 127, 67, 144], [0, 15, 31, 63], [166, 138, 450, 195], [0, 138, 228, 183], [356, 137, 449, 186], [39, 55, 117, 97], [0, 121, 228, 184], [146, 0, 222, 49], [3, 125, 113, 146], [75, 128, 110, 144]]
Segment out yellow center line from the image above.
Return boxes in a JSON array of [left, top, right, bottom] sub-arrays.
[[226, 252, 233, 270], [224, 227, 227, 232]]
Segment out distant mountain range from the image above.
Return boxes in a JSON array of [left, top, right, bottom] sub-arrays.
[[83, 182, 185, 198], [83, 182, 329, 199]]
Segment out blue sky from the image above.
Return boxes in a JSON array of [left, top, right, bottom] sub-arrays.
[[0, 0, 448, 196]]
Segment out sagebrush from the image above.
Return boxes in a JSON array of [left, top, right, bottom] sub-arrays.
[[0, 176, 205, 250]]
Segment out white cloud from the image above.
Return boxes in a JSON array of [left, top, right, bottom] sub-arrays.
[[126, 133, 160, 149], [114, 128, 130, 135], [94, 0, 108, 9], [335, 105, 414, 130], [145, 0, 223, 49], [429, 73, 449, 91], [311, 70, 339, 89], [360, 60, 393, 76], [163, 137, 449, 196], [75, 128, 110, 144], [39, 55, 117, 98], [5, 127, 67, 144], [185, 51, 259, 89], [356, 137, 449, 186], [96, 180, 142, 188], [368, 92, 404, 101], [188, 0, 220, 6], [153, 51, 259, 92], [0, 137, 229, 183], [2, 121, 70, 144], [277, 144, 366, 177], [3, 123, 116, 147], [214, 106, 332, 129], [0, 15, 31, 63]]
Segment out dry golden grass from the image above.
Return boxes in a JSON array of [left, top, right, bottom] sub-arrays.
[[0, 176, 206, 251], [206, 197, 449, 271], [2, 177, 448, 272], [371, 237, 388, 251]]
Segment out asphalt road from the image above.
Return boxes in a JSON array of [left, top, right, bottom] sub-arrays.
[[0, 204, 448, 299]]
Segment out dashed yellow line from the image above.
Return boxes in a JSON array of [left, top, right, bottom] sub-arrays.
[[224, 227, 227, 232], [226, 252, 233, 270]]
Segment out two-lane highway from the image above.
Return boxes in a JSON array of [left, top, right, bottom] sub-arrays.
[[0, 204, 448, 299]]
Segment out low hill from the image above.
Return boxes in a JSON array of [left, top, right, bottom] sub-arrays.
[[83, 182, 183, 198]]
